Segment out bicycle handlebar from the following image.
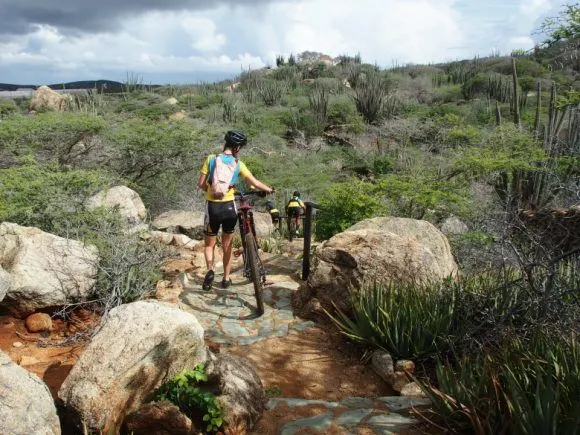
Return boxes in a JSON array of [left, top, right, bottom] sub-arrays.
[[234, 190, 270, 199]]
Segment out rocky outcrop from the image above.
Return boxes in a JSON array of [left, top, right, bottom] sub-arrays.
[[151, 210, 205, 240], [57, 300, 206, 433], [28, 85, 70, 112], [205, 352, 266, 431], [300, 217, 458, 313], [0, 266, 10, 303], [252, 212, 275, 238], [0, 350, 61, 435], [0, 222, 99, 316], [85, 185, 147, 226]]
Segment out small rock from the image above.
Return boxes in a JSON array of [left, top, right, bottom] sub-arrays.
[[395, 360, 415, 374], [389, 371, 410, 392], [172, 233, 196, 249], [149, 230, 174, 245], [12, 341, 24, 348], [400, 382, 426, 397], [372, 350, 394, 383], [164, 97, 178, 105], [25, 313, 53, 333], [19, 356, 40, 366]]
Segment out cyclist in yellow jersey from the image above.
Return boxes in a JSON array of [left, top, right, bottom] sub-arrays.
[[197, 131, 273, 290], [265, 200, 280, 225], [286, 191, 306, 234]]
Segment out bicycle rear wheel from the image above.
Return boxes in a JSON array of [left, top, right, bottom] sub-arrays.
[[288, 218, 296, 242], [245, 232, 264, 315]]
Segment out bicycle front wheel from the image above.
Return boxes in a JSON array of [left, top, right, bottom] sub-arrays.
[[288, 218, 296, 242], [245, 232, 264, 315]]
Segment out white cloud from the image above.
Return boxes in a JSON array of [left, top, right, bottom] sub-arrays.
[[0, 0, 562, 83]]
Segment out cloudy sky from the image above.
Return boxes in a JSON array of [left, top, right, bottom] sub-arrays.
[[0, 0, 563, 85]]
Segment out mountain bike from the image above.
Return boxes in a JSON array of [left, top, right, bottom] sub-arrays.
[[286, 211, 304, 242], [235, 190, 270, 315]]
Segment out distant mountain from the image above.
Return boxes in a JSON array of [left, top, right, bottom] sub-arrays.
[[0, 80, 156, 93]]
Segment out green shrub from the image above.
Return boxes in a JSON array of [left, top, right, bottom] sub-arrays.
[[447, 125, 481, 147], [0, 162, 114, 235], [134, 103, 175, 120], [0, 99, 18, 117], [377, 174, 468, 220], [314, 180, 382, 240], [106, 118, 208, 183], [327, 95, 365, 133], [431, 84, 463, 103], [0, 112, 107, 162], [153, 364, 226, 433]]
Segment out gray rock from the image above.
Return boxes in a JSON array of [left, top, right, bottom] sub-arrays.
[[0, 266, 10, 303], [372, 350, 394, 384], [304, 217, 458, 313], [440, 216, 468, 235], [205, 352, 266, 431], [0, 222, 99, 316], [152, 210, 205, 240], [85, 185, 147, 226], [58, 300, 206, 433], [0, 350, 61, 435]]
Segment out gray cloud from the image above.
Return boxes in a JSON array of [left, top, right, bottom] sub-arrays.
[[0, 0, 281, 36]]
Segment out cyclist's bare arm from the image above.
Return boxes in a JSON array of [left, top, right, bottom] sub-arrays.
[[197, 173, 208, 191], [244, 174, 273, 194]]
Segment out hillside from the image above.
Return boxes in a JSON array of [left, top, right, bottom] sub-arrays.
[[0, 80, 126, 92]]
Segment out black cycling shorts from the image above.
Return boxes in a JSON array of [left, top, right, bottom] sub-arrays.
[[287, 206, 302, 218], [270, 211, 280, 223], [204, 200, 237, 236]]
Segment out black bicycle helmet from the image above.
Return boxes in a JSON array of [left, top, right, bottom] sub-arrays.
[[224, 130, 247, 147], [293, 191, 300, 197]]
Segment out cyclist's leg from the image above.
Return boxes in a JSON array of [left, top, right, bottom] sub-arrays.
[[220, 201, 238, 283], [203, 201, 220, 289]]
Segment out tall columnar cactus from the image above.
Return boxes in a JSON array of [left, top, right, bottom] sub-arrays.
[[512, 58, 521, 128]]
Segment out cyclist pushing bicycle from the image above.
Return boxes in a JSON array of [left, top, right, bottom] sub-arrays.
[[197, 131, 274, 291], [286, 191, 306, 236]]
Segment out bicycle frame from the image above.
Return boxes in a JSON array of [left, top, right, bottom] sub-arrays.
[[235, 192, 266, 283]]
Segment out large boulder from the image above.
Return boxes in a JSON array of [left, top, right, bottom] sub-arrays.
[[57, 300, 206, 433], [303, 217, 458, 312], [0, 222, 98, 316], [0, 266, 10, 303], [28, 85, 70, 112], [0, 350, 61, 435], [151, 210, 205, 240], [85, 185, 147, 226], [205, 352, 266, 431], [252, 212, 275, 238]]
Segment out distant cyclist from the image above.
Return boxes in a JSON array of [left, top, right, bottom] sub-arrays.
[[265, 200, 280, 225], [286, 191, 306, 234], [197, 131, 273, 291]]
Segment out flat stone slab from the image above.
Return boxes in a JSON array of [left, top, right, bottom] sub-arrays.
[[180, 256, 314, 345], [267, 396, 430, 434]]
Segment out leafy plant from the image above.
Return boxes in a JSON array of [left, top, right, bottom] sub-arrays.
[[153, 364, 226, 433], [327, 279, 457, 359], [314, 180, 383, 240]]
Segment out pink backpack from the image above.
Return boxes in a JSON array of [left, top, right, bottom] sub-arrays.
[[209, 154, 239, 199]]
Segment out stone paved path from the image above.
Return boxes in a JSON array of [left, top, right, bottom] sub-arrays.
[[179, 253, 315, 345], [264, 397, 431, 435], [177, 248, 430, 434]]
